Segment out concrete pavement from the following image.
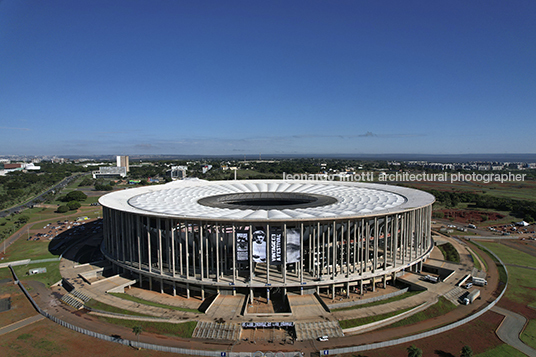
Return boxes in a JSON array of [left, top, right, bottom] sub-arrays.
[[0, 314, 44, 336], [492, 306, 536, 357]]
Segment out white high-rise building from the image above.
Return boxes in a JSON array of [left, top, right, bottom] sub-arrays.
[[116, 155, 129, 172]]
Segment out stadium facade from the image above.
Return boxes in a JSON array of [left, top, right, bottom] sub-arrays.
[[99, 179, 435, 301]]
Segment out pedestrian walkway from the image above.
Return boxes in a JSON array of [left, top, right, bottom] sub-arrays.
[[0, 314, 44, 336], [492, 306, 536, 357]]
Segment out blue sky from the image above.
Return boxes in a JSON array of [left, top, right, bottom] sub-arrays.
[[1, 1, 535, 156]]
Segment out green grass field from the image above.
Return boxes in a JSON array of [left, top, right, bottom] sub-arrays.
[[476, 241, 536, 349], [339, 305, 415, 329], [387, 296, 456, 329], [475, 343, 527, 357], [332, 290, 423, 312], [96, 316, 197, 338]]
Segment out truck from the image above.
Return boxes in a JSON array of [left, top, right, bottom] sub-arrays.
[[459, 289, 480, 305], [472, 277, 487, 286], [423, 275, 440, 283]]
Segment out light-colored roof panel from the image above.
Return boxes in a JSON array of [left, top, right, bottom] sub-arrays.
[[100, 179, 434, 221]]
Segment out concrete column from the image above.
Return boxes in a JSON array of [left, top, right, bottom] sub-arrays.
[[383, 274, 387, 289], [373, 218, 378, 273], [266, 223, 270, 284], [372, 277, 375, 292], [232, 225, 236, 285], [300, 223, 304, 284], [186, 283, 190, 299], [149, 276, 152, 291], [249, 288, 253, 304], [137, 215, 142, 271], [283, 224, 287, 284], [331, 284, 335, 300], [160, 278, 163, 294], [216, 224, 220, 282], [328, 222, 337, 280], [158, 219, 163, 275], [185, 221, 189, 278], [346, 220, 351, 277], [171, 219, 176, 278], [346, 281, 350, 297], [249, 224, 253, 284], [359, 280, 363, 295], [200, 224, 204, 280], [147, 217, 152, 273], [173, 281, 176, 296]]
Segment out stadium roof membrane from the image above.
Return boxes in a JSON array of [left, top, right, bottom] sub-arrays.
[[99, 179, 435, 222]]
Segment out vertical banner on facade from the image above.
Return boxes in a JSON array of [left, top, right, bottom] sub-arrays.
[[252, 229, 266, 263], [269, 229, 282, 265], [286, 228, 301, 263], [236, 231, 249, 261]]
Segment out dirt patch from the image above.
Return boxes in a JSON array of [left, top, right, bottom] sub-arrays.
[[439, 209, 504, 224], [357, 310, 504, 357], [497, 297, 536, 320]]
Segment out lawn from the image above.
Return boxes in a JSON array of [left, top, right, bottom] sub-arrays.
[[339, 305, 415, 329], [469, 250, 482, 270], [474, 343, 527, 357], [387, 296, 457, 329], [11, 261, 62, 288], [96, 316, 197, 338], [477, 241, 536, 269], [437, 242, 460, 263], [332, 290, 423, 312], [476, 241, 536, 349]]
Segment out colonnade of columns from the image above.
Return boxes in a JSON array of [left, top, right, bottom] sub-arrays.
[[101, 205, 432, 298]]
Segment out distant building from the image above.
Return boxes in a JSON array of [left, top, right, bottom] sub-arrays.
[[116, 155, 129, 172], [92, 166, 127, 179], [167, 166, 187, 180], [202, 165, 212, 174]]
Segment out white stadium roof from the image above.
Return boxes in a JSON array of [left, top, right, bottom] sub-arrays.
[[99, 179, 435, 222]]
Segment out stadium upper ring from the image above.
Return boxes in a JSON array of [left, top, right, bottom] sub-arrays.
[[100, 179, 433, 221]]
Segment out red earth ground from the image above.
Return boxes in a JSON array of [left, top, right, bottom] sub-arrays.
[[438, 209, 504, 224]]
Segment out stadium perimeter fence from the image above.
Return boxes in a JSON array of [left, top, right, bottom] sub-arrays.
[[7, 241, 507, 357]]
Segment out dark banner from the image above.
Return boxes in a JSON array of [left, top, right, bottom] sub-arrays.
[[286, 228, 301, 264], [252, 229, 266, 263], [269, 229, 282, 265], [236, 231, 248, 261], [242, 322, 294, 328]]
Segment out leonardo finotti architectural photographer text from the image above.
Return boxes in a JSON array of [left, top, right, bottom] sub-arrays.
[[282, 172, 526, 184]]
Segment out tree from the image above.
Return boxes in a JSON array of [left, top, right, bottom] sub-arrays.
[[17, 215, 30, 225], [67, 201, 81, 211], [132, 325, 143, 344], [64, 191, 87, 202], [56, 205, 69, 213], [460, 345, 473, 357], [407, 345, 422, 357]]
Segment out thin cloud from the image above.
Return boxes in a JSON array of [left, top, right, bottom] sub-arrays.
[[0, 126, 30, 131]]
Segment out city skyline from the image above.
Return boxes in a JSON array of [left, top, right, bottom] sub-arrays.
[[1, 1, 535, 156]]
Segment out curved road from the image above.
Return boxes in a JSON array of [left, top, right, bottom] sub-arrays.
[[492, 306, 536, 357]]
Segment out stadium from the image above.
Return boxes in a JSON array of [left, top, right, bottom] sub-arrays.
[[99, 179, 435, 302]]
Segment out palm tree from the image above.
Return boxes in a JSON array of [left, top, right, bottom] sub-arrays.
[[460, 345, 473, 357], [132, 325, 143, 344], [407, 345, 423, 357]]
